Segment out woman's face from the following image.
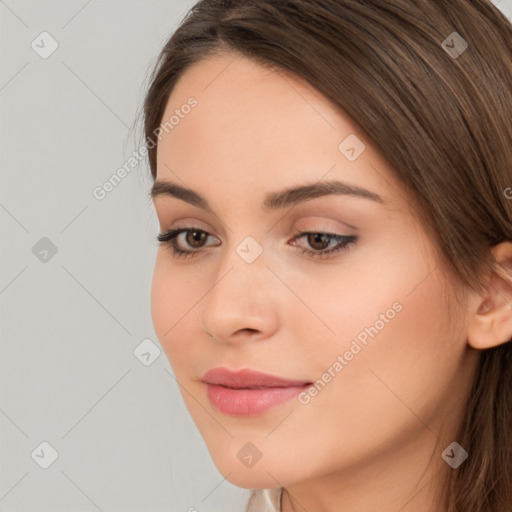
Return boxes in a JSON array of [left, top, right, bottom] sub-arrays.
[[150, 52, 479, 491]]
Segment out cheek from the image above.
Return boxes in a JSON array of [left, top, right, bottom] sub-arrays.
[[150, 254, 212, 378], [291, 241, 459, 427], [277, 232, 431, 361], [150, 256, 173, 342], [150, 256, 191, 359], [300, 262, 459, 450]]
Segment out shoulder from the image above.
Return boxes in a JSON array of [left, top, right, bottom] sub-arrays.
[[245, 488, 283, 512]]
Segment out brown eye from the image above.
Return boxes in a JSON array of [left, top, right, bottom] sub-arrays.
[[156, 227, 220, 258], [306, 233, 331, 251], [186, 230, 208, 248], [290, 231, 358, 260]]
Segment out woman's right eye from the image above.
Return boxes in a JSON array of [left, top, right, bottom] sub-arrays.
[[156, 228, 219, 259]]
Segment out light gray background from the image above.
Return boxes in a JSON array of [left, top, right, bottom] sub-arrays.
[[1, 1, 511, 511]]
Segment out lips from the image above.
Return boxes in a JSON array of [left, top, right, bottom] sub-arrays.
[[201, 367, 313, 417], [201, 367, 312, 389]]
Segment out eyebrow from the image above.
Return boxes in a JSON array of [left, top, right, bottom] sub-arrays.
[[149, 178, 385, 213]]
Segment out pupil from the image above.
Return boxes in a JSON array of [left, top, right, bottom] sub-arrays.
[[187, 230, 205, 248], [309, 233, 328, 250]]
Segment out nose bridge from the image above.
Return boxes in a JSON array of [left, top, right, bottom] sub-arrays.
[[200, 235, 278, 340]]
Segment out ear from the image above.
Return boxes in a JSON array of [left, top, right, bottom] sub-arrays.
[[467, 242, 512, 350]]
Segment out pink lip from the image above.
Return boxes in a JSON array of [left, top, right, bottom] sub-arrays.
[[201, 367, 312, 417]]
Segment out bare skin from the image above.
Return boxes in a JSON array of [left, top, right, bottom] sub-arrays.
[[149, 52, 512, 512]]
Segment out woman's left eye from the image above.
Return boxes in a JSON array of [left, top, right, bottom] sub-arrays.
[[290, 230, 358, 259], [156, 228, 358, 260]]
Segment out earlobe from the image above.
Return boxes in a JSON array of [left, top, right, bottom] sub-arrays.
[[467, 242, 512, 350]]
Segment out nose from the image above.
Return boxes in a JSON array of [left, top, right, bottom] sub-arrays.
[[200, 247, 280, 345]]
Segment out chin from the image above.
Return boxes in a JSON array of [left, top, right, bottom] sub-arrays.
[[220, 467, 285, 490], [202, 439, 297, 489]]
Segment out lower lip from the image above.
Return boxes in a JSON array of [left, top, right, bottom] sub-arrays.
[[205, 383, 310, 417]]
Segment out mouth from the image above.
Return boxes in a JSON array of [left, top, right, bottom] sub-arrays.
[[201, 367, 312, 388], [201, 367, 313, 417]]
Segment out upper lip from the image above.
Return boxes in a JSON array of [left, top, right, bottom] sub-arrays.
[[201, 367, 312, 389]]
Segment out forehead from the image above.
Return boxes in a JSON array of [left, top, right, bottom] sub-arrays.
[[167, 52, 334, 114], [155, 52, 409, 219], [160, 51, 356, 149]]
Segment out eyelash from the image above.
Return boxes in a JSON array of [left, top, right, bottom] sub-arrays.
[[156, 227, 358, 260]]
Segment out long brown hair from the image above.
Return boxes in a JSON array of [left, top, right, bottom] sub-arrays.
[[142, 1, 512, 510]]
